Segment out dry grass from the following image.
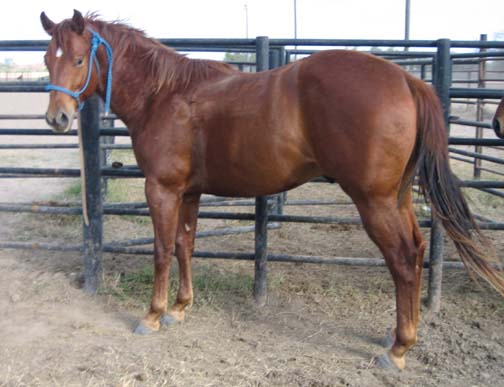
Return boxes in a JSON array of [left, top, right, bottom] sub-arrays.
[[100, 261, 256, 311], [2, 96, 504, 386]]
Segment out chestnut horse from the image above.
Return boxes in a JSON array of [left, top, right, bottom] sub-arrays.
[[493, 97, 504, 138], [40, 11, 504, 369]]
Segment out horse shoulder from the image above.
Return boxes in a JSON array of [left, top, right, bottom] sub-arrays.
[[133, 95, 196, 186]]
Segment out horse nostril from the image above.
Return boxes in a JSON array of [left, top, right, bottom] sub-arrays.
[[57, 110, 69, 128], [45, 113, 55, 127]]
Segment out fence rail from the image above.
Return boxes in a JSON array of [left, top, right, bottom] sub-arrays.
[[1, 36, 503, 310]]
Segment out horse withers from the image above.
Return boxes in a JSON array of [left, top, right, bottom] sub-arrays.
[[40, 10, 504, 370]]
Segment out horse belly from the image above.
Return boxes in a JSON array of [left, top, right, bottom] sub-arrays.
[[203, 144, 320, 197]]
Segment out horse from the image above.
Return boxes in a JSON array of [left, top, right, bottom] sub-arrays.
[[40, 10, 504, 370], [493, 97, 504, 138]]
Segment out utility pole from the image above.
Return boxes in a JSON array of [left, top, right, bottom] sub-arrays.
[[294, 0, 298, 59], [244, 4, 249, 39], [405, 0, 411, 51]]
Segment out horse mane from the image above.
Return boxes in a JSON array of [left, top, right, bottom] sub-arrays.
[[52, 13, 238, 94]]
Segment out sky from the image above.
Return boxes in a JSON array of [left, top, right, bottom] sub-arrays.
[[1, 0, 503, 65]]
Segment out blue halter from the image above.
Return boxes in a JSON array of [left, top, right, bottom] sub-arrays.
[[45, 27, 113, 115]]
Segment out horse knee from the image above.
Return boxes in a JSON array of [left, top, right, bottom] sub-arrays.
[[153, 249, 172, 270], [175, 232, 194, 255]]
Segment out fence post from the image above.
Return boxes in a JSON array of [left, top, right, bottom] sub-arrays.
[[267, 46, 287, 216], [99, 100, 115, 199], [254, 36, 270, 306], [420, 63, 427, 81], [80, 94, 103, 294], [269, 48, 280, 70], [427, 38, 451, 313], [473, 34, 487, 178]]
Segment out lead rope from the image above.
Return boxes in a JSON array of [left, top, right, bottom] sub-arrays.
[[78, 115, 89, 226], [46, 28, 113, 227]]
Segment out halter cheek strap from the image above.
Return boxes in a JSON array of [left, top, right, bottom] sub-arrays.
[[45, 27, 113, 115]]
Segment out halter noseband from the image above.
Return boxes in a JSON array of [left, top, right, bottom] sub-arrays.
[[45, 27, 113, 115]]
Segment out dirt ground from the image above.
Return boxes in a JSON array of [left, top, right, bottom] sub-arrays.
[[1, 96, 504, 387]]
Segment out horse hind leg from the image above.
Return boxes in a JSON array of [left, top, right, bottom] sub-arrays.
[[353, 193, 426, 370]]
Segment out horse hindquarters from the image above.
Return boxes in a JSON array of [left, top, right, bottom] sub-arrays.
[[297, 53, 428, 368], [297, 51, 418, 195]]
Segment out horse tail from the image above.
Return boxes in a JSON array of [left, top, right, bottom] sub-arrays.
[[405, 74, 504, 295]]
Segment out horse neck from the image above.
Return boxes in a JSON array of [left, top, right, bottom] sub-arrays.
[[93, 40, 170, 131], [92, 24, 235, 132]]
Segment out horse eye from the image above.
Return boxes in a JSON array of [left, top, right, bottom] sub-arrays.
[[75, 57, 84, 67]]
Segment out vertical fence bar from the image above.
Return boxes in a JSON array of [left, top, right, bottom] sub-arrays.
[[427, 218, 444, 312], [80, 94, 103, 294], [269, 48, 280, 70], [278, 47, 288, 213], [268, 47, 287, 216], [277, 49, 288, 166], [427, 38, 451, 313], [420, 63, 426, 81], [98, 100, 115, 199], [278, 46, 286, 67], [473, 34, 487, 178], [254, 36, 270, 306]]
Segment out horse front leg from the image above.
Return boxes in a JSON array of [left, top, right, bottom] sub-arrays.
[[161, 193, 201, 326], [134, 179, 182, 335]]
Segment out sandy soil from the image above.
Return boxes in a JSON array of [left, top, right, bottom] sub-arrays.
[[0, 95, 503, 387]]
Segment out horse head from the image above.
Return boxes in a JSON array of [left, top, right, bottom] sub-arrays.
[[41, 10, 105, 132]]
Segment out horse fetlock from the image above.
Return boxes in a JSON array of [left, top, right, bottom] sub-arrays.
[[176, 292, 193, 308], [395, 328, 418, 350], [166, 308, 186, 322], [150, 300, 168, 316]]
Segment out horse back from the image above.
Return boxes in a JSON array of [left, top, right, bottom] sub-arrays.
[[189, 64, 322, 196], [185, 50, 417, 197]]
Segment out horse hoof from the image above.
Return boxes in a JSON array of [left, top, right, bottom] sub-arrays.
[[133, 322, 156, 335], [373, 352, 403, 370], [160, 313, 178, 326]]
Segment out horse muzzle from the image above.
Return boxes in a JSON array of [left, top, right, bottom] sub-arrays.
[[46, 108, 74, 133], [493, 117, 503, 139]]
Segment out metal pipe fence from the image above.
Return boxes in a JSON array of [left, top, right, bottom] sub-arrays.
[[1, 36, 503, 309]]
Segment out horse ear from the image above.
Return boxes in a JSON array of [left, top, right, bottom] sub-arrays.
[[71, 9, 85, 35], [40, 12, 55, 36]]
